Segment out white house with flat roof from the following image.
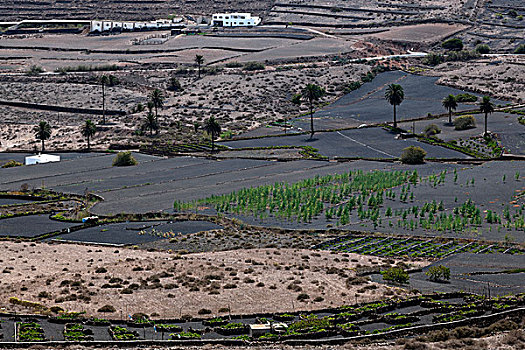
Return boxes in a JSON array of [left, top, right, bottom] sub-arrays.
[[211, 13, 261, 27]]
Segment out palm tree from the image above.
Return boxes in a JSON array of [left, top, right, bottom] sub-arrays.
[[385, 84, 404, 128], [203, 117, 221, 152], [35, 121, 51, 153], [195, 55, 204, 79], [149, 88, 164, 129], [80, 119, 97, 150], [99, 75, 110, 124], [479, 96, 495, 135], [292, 84, 326, 138], [143, 112, 158, 136], [442, 94, 458, 124]]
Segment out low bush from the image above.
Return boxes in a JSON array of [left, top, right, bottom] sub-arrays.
[[455, 93, 478, 103], [442, 38, 463, 51], [112, 151, 138, 166], [423, 124, 441, 137], [1, 160, 23, 168], [97, 304, 116, 313], [514, 44, 525, 54], [454, 115, 476, 130], [243, 62, 265, 71], [400, 146, 427, 164], [475, 44, 490, 54], [198, 308, 212, 315]]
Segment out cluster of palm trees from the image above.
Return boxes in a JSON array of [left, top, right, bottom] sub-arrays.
[[142, 88, 164, 135], [384, 84, 495, 135], [35, 119, 97, 153]]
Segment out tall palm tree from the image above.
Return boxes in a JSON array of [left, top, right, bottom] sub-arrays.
[[442, 94, 458, 124], [149, 88, 164, 130], [203, 117, 221, 152], [479, 96, 495, 136], [143, 112, 158, 136], [385, 84, 404, 128], [292, 84, 326, 139], [80, 119, 97, 150], [195, 55, 204, 79], [35, 121, 51, 153], [99, 75, 110, 124]]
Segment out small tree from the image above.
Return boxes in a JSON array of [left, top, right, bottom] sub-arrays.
[[385, 84, 404, 128], [143, 112, 159, 136], [381, 267, 409, 284], [442, 94, 458, 124], [195, 55, 204, 79], [35, 121, 52, 153], [168, 77, 183, 92], [479, 96, 495, 136], [426, 265, 451, 282], [80, 119, 97, 150], [203, 117, 221, 152], [149, 88, 165, 129], [401, 146, 427, 164], [475, 44, 490, 54], [292, 84, 326, 139]]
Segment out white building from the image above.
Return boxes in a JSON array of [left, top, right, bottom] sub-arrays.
[[25, 154, 60, 165], [89, 18, 184, 33], [211, 13, 261, 27]]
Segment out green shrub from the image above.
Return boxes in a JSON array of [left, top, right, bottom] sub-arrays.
[[198, 308, 212, 315], [475, 44, 490, 54], [426, 265, 450, 282], [423, 124, 441, 137], [1, 160, 23, 168], [454, 115, 476, 130], [455, 93, 478, 103], [243, 62, 265, 71], [112, 151, 138, 166], [225, 62, 243, 68], [381, 267, 409, 284], [442, 38, 463, 51], [400, 146, 427, 164], [515, 44, 525, 54], [422, 52, 443, 66]]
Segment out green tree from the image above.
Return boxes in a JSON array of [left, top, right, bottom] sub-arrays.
[[168, 77, 183, 92], [80, 119, 97, 150], [143, 112, 159, 136], [401, 146, 427, 164], [203, 117, 221, 152], [195, 55, 204, 79], [292, 84, 326, 138], [479, 96, 495, 135], [385, 84, 404, 128], [99, 75, 110, 124], [442, 94, 458, 124], [149, 88, 164, 129], [426, 265, 450, 282], [381, 267, 409, 284], [35, 121, 52, 153]]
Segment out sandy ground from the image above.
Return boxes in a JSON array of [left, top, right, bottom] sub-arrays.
[[0, 241, 427, 319], [0, 61, 371, 151], [428, 56, 525, 103]]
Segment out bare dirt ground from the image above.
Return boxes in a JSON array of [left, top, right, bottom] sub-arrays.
[[0, 241, 427, 319], [428, 55, 525, 103]]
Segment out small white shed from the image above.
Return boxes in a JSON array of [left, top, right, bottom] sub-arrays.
[[25, 154, 60, 165]]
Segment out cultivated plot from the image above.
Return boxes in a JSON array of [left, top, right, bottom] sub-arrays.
[[50, 220, 222, 245]]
